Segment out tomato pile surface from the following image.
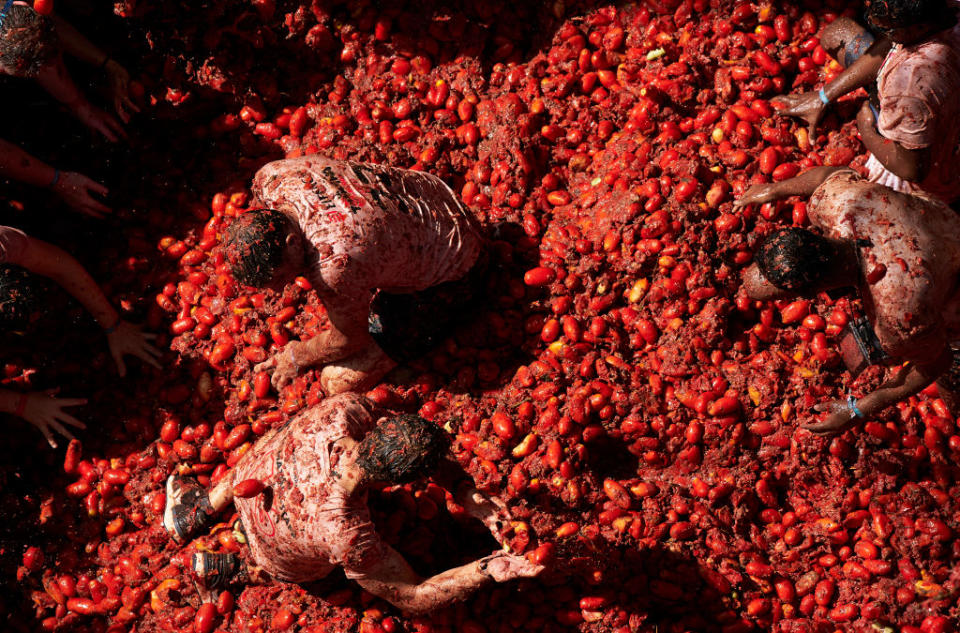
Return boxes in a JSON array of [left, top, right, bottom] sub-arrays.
[[3, 1, 959, 632]]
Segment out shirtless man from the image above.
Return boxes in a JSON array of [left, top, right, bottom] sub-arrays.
[[0, 226, 160, 447], [0, 1, 139, 217], [736, 166, 960, 434], [775, 0, 960, 203], [223, 156, 486, 395], [163, 393, 541, 614]]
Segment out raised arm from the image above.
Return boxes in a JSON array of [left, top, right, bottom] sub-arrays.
[[353, 546, 542, 615], [11, 235, 160, 375]]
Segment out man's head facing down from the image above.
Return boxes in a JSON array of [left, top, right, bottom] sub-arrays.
[[355, 415, 450, 485], [0, 5, 58, 78], [223, 209, 302, 287], [754, 227, 838, 294], [865, 0, 954, 39]]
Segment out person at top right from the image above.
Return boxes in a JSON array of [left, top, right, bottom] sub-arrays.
[[775, 0, 960, 204]]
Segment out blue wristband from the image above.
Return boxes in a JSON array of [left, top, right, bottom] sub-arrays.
[[818, 87, 830, 105], [49, 168, 60, 189], [103, 316, 121, 334], [847, 394, 864, 418]]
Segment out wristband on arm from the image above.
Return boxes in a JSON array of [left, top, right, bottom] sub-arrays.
[[847, 394, 864, 418], [98, 54, 112, 70], [818, 86, 830, 105], [103, 315, 122, 334], [48, 169, 60, 189]]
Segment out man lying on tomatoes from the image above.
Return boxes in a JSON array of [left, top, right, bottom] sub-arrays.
[[222, 155, 487, 396], [775, 0, 960, 204], [736, 166, 960, 434], [0, 226, 160, 447], [0, 0, 139, 217], [162, 392, 541, 614]]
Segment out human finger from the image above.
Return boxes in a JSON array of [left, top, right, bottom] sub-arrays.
[[39, 423, 57, 449], [123, 95, 140, 113], [57, 398, 88, 408], [78, 176, 109, 197], [48, 419, 76, 442], [96, 121, 119, 143], [56, 411, 87, 430], [113, 350, 127, 377], [142, 332, 157, 341], [136, 347, 162, 369], [81, 205, 107, 220]]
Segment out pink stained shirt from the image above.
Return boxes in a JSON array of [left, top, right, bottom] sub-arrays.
[[808, 170, 960, 361], [251, 156, 484, 311], [868, 20, 960, 203], [232, 393, 389, 583], [0, 226, 28, 264]]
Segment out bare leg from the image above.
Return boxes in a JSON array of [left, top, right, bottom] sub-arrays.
[[320, 345, 397, 395]]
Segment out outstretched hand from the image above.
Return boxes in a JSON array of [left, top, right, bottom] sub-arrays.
[[733, 183, 780, 210], [254, 343, 303, 390], [457, 485, 511, 541], [104, 60, 140, 123], [75, 102, 128, 143], [52, 171, 112, 218], [803, 399, 859, 436], [481, 551, 545, 582], [20, 391, 87, 449], [773, 91, 826, 139], [107, 321, 162, 377]]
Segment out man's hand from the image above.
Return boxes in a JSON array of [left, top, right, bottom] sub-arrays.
[[803, 399, 859, 436], [104, 60, 140, 123], [773, 92, 827, 139], [733, 183, 780, 210], [254, 343, 304, 390], [21, 392, 87, 449], [52, 171, 112, 218], [107, 321, 162, 377], [457, 485, 511, 540], [481, 551, 544, 583], [74, 102, 127, 143]]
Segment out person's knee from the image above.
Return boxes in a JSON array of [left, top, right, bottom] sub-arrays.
[[819, 17, 867, 57]]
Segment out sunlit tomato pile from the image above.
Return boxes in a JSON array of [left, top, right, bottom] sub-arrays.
[[5, 0, 960, 632]]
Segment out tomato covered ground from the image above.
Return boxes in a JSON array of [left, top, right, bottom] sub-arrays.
[[2, 0, 958, 632]]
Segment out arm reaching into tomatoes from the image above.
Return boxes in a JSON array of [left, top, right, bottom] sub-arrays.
[[0, 228, 162, 375]]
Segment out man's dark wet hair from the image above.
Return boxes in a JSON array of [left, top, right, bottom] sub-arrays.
[[355, 415, 450, 484], [0, 265, 38, 330], [756, 228, 837, 292], [0, 5, 58, 78], [865, 0, 953, 29], [223, 209, 291, 287]]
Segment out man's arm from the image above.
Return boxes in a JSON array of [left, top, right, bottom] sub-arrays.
[[34, 55, 126, 142], [774, 37, 892, 138], [856, 102, 930, 182], [805, 347, 951, 435], [50, 16, 138, 122], [353, 546, 541, 615], [734, 166, 850, 210], [0, 138, 111, 218], [256, 291, 372, 390], [12, 236, 160, 375]]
